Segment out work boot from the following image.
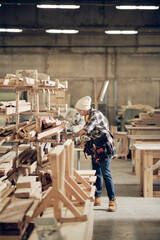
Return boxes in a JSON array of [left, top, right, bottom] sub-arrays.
[[94, 197, 101, 206], [108, 198, 117, 212]]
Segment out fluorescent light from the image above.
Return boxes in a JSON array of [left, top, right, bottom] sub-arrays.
[[0, 28, 23, 33], [37, 4, 80, 9], [116, 5, 159, 10], [105, 30, 138, 35], [0, 4, 1, 7], [46, 29, 79, 34]]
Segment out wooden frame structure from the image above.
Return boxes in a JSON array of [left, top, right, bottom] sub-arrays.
[[49, 139, 95, 223]]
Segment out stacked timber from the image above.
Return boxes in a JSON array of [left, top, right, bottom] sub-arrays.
[[131, 110, 160, 126], [0, 72, 66, 89], [0, 118, 66, 143], [0, 198, 33, 237], [0, 122, 27, 141], [0, 144, 32, 177], [19, 148, 37, 174], [0, 151, 16, 176], [15, 176, 42, 200], [0, 100, 31, 115]]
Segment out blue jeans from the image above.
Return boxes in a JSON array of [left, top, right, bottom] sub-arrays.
[[92, 156, 115, 200]]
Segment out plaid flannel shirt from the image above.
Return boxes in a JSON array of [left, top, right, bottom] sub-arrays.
[[83, 108, 117, 158]]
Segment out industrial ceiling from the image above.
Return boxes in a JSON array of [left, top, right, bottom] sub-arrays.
[[0, 0, 160, 47]]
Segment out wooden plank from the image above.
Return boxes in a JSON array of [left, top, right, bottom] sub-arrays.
[[0, 199, 33, 223], [134, 143, 160, 150], [0, 186, 15, 203], [32, 187, 53, 219], [0, 146, 12, 154], [16, 176, 37, 189], [26, 200, 40, 222], [0, 197, 11, 213], [65, 179, 85, 203], [143, 150, 153, 197], [37, 124, 65, 140], [76, 170, 96, 176], [74, 170, 91, 189], [50, 146, 65, 219]]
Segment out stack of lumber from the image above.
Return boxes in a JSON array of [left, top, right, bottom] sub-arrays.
[[0, 144, 31, 176], [0, 100, 31, 115], [37, 119, 65, 141], [0, 72, 66, 89], [0, 198, 33, 237], [0, 151, 16, 176], [3, 73, 35, 86], [15, 176, 42, 200], [131, 110, 160, 126], [19, 149, 37, 174], [0, 122, 27, 142], [0, 178, 15, 214], [0, 119, 65, 143], [17, 118, 65, 142], [17, 121, 37, 141]]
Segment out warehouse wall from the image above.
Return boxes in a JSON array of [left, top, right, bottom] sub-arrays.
[[0, 1, 160, 124], [0, 45, 160, 124]]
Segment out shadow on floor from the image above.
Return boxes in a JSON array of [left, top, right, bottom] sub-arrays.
[[93, 219, 160, 240], [114, 184, 141, 197]]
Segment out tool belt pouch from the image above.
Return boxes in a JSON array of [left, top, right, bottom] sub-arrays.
[[83, 140, 93, 156], [93, 133, 112, 159]]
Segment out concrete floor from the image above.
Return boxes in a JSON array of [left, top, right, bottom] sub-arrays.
[[76, 154, 160, 240]]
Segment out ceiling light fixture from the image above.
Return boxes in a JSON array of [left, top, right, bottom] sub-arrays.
[[0, 4, 1, 7], [46, 29, 79, 34], [116, 6, 159, 10], [105, 30, 138, 34], [0, 28, 23, 33], [37, 5, 80, 9]]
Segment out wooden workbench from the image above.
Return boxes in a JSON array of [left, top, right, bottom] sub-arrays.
[[125, 125, 160, 135], [134, 143, 160, 197], [128, 135, 160, 176]]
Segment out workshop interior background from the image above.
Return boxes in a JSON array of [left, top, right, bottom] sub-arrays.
[[0, 0, 160, 125]]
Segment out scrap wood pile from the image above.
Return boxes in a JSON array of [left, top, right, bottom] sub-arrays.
[[0, 172, 43, 237], [0, 100, 31, 115], [0, 140, 97, 240], [0, 117, 66, 143], [131, 109, 160, 126]]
